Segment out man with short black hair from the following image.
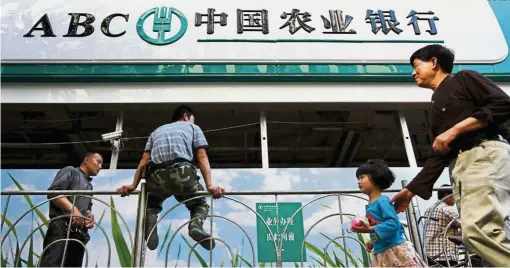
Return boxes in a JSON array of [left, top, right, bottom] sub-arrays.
[[424, 184, 460, 266], [40, 152, 103, 267], [117, 105, 225, 251], [391, 44, 510, 266]]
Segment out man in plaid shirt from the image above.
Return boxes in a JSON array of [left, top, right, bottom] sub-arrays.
[[424, 184, 461, 266]]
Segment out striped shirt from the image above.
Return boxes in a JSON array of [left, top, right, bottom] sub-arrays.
[[144, 121, 208, 164]]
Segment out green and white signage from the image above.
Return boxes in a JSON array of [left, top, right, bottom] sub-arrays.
[[1, 0, 507, 63], [256, 202, 307, 263]]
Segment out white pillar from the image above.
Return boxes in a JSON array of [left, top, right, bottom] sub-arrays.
[[109, 111, 124, 170], [260, 111, 269, 169]]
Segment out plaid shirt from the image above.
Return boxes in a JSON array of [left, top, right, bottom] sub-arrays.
[[424, 202, 461, 262]]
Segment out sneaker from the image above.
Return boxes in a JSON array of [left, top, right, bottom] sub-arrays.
[[145, 209, 159, 250], [189, 226, 216, 250]]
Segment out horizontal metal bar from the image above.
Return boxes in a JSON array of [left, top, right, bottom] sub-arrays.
[[0, 190, 140, 195], [0, 187, 452, 196]]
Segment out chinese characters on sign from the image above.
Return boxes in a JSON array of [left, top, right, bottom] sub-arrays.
[[195, 8, 228, 34], [256, 203, 306, 263], [406, 10, 439, 35], [280, 9, 315, 34], [321, 10, 356, 34], [194, 8, 439, 35], [266, 232, 296, 242], [365, 9, 403, 34], [264, 216, 295, 226], [237, 9, 269, 34]]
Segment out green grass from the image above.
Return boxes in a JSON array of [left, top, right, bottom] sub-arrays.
[[109, 197, 132, 267]]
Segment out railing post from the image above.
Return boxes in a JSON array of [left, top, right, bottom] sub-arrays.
[[132, 179, 147, 267], [275, 194, 283, 267], [337, 196, 348, 267], [401, 180, 425, 260]]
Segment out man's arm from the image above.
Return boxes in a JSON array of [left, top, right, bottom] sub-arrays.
[[192, 124, 224, 198], [433, 71, 510, 154], [460, 70, 510, 129], [196, 148, 213, 188], [196, 148, 224, 198], [133, 152, 151, 188], [118, 132, 153, 196], [406, 152, 447, 200], [48, 167, 85, 226], [391, 152, 447, 213], [117, 152, 150, 196]]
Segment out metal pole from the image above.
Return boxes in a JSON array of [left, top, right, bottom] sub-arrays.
[[109, 111, 124, 170], [132, 179, 147, 267], [61, 196, 77, 267], [401, 180, 425, 260], [260, 111, 269, 169], [209, 197, 214, 268], [0, 190, 140, 196], [1, 187, 453, 196], [275, 194, 282, 267], [397, 111, 418, 168], [337, 196, 348, 267]]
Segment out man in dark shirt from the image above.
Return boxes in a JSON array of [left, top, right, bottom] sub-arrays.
[[40, 152, 103, 267], [391, 44, 510, 267]]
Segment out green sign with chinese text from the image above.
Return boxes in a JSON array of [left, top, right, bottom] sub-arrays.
[[256, 202, 307, 263]]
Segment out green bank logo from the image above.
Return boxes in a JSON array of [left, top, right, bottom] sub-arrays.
[[136, 7, 187, 45]]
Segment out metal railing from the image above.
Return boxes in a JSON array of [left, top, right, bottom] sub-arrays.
[[1, 182, 459, 267]]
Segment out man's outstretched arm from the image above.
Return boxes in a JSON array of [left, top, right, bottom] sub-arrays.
[[117, 152, 151, 196]]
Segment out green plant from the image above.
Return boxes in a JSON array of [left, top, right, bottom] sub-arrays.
[[356, 233, 371, 267], [158, 222, 172, 258], [8, 173, 48, 226], [181, 234, 208, 267], [320, 233, 358, 267], [109, 197, 131, 267], [3, 174, 44, 267], [174, 243, 182, 268]]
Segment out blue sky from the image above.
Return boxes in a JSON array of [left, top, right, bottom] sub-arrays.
[[1, 167, 451, 267]]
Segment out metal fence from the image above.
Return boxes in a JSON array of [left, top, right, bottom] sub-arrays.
[[1, 180, 458, 267]]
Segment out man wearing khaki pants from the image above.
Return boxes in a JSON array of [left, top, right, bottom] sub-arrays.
[[391, 44, 510, 267]]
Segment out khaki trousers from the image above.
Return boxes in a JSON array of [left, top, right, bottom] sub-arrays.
[[450, 141, 510, 267]]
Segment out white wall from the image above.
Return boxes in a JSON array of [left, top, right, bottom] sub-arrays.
[[4, 82, 509, 104]]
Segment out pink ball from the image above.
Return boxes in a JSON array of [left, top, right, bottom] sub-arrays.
[[351, 219, 363, 227]]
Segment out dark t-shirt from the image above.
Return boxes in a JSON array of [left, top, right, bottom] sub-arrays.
[[47, 166, 93, 219]]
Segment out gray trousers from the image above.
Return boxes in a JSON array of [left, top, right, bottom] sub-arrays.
[[449, 140, 510, 267]]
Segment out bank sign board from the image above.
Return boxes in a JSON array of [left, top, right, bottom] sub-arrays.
[[256, 202, 306, 263], [1, 0, 507, 63]]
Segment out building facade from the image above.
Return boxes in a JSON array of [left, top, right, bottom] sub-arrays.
[[1, 0, 509, 266]]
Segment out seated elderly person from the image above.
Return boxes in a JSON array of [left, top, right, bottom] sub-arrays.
[[424, 185, 461, 267]]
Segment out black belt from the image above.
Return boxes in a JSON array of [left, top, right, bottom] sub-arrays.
[[455, 135, 504, 154], [149, 158, 191, 169]]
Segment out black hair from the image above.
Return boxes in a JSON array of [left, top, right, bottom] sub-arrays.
[[356, 159, 395, 190], [437, 184, 453, 200], [172, 105, 194, 122], [409, 44, 455, 74], [82, 152, 100, 163]]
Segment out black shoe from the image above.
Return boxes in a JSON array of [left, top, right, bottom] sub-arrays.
[[145, 209, 159, 250], [189, 227, 216, 250]]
